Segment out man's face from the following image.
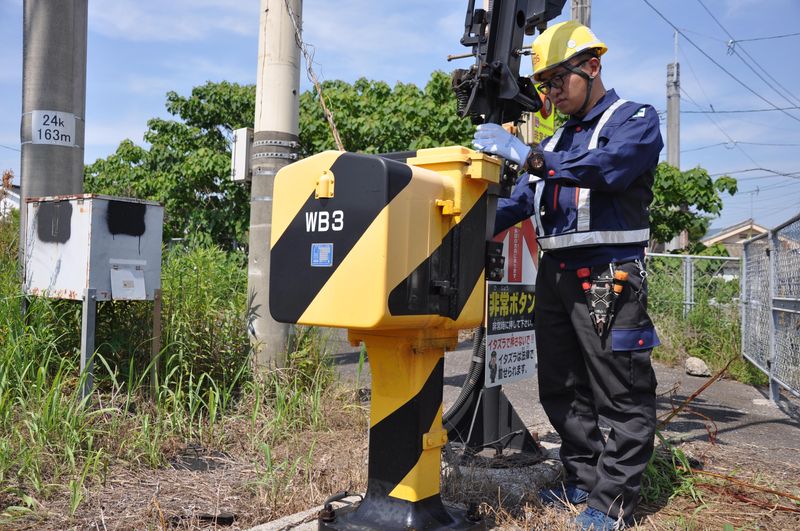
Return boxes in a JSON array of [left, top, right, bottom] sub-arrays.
[[537, 56, 598, 116]]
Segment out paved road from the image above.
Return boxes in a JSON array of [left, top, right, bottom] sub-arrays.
[[329, 331, 800, 464]]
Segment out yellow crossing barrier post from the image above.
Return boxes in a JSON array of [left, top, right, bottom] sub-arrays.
[[270, 147, 500, 530]]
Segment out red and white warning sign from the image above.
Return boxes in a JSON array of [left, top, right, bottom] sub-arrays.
[[485, 218, 538, 388]]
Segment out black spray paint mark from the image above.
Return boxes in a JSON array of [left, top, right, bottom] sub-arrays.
[[107, 200, 146, 237], [36, 201, 72, 244]]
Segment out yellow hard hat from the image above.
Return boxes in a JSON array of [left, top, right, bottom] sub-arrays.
[[531, 20, 607, 81]]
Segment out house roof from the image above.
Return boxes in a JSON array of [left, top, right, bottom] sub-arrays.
[[702, 218, 768, 246]]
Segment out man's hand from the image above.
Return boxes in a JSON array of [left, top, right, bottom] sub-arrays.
[[472, 123, 532, 166]]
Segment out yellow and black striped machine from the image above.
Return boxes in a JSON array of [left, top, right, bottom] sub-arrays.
[[270, 146, 501, 529]]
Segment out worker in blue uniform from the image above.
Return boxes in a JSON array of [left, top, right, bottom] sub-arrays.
[[473, 20, 663, 531]]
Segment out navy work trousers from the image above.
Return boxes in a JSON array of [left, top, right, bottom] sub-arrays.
[[534, 253, 658, 520]]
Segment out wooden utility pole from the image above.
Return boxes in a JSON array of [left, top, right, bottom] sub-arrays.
[[247, 0, 302, 369], [571, 0, 591, 26]]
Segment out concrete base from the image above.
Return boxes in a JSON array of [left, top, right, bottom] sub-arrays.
[[249, 496, 362, 531]]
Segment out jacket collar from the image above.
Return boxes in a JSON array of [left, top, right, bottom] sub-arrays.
[[565, 88, 619, 126]]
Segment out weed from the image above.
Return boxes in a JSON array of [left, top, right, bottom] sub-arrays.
[[0, 214, 338, 527]]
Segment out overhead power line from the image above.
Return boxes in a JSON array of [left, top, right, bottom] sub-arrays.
[[683, 106, 800, 114], [710, 168, 800, 179], [696, 0, 800, 109], [732, 31, 800, 44], [683, 141, 800, 153], [0, 144, 20, 152], [679, 87, 761, 167], [641, 0, 800, 124]]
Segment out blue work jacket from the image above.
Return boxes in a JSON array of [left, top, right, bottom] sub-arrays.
[[495, 89, 664, 268]]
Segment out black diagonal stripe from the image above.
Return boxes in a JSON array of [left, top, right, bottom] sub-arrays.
[[388, 192, 487, 319], [270, 152, 413, 324], [366, 358, 444, 496]]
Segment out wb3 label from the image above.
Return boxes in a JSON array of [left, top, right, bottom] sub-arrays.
[[305, 210, 344, 232]]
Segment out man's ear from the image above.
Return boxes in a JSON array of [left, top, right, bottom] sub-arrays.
[[588, 57, 602, 78]]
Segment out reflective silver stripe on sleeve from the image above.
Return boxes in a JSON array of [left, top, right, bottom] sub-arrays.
[[588, 98, 628, 150], [537, 228, 650, 249], [576, 188, 591, 231], [533, 179, 545, 235]]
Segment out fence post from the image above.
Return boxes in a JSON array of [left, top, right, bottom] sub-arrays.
[[767, 230, 781, 405], [740, 247, 747, 364], [682, 256, 693, 318]]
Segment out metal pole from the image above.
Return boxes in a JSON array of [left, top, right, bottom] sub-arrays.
[[767, 231, 781, 404], [740, 244, 747, 363], [571, 0, 591, 26], [80, 288, 96, 401], [150, 289, 163, 400], [247, 0, 302, 369], [682, 256, 690, 318], [19, 0, 88, 278]]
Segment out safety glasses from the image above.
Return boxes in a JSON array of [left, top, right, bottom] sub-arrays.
[[536, 58, 591, 95]]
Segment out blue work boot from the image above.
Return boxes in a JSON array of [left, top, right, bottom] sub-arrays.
[[538, 483, 589, 508], [574, 506, 631, 530]]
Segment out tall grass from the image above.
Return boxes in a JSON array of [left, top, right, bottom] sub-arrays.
[[0, 213, 335, 524], [647, 255, 766, 385]]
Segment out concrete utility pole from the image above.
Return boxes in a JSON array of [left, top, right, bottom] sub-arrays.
[[20, 0, 88, 264], [666, 31, 687, 249], [666, 32, 680, 169], [247, 0, 302, 369], [571, 0, 591, 26]]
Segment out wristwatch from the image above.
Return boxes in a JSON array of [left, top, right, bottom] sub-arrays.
[[525, 147, 545, 176]]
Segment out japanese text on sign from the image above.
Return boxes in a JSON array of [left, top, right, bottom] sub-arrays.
[[485, 283, 536, 388]]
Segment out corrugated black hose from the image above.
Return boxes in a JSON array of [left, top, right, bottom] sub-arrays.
[[442, 326, 485, 426]]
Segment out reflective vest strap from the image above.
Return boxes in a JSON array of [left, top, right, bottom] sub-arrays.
[[537, 228, 650, 250], [543, 127, 565, 153], [588, 98, 628, 150]]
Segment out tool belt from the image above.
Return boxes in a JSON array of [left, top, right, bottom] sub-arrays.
[[577, 263, 630, 337]]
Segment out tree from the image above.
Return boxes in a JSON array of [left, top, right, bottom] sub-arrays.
[[85, 72, 475, 247], [650, 163, 737, 247], [85, 82, 255, 247], [299, 72, 475, 155]]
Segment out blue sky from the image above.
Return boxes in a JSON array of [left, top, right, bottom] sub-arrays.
[[1, 0, 798, 230]]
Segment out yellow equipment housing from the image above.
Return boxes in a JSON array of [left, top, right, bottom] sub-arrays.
[[269, 146, 501, 331]]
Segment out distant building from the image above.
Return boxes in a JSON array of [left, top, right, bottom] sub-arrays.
[[701, 218, 768, 258], [1, 184, 20, 219]]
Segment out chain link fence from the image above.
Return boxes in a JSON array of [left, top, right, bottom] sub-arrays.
[[742, 213, 800, 401], [644, 252, 744, 381]]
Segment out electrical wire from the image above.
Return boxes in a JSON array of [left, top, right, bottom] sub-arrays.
[[641, 0, 800, 123], [682, 141, 800, 153], [696, 0, 800, 109], [0, 144, 20, 152], [710, 168, 800, 179], [680, 87, 761, 167], [732, 31, 800, 44], [683, 107, 800, 114]]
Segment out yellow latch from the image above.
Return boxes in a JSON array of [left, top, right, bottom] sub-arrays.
[[315, 170, 335, 199], [435, 199, 460, 216], [422, 428, 448, 450]]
